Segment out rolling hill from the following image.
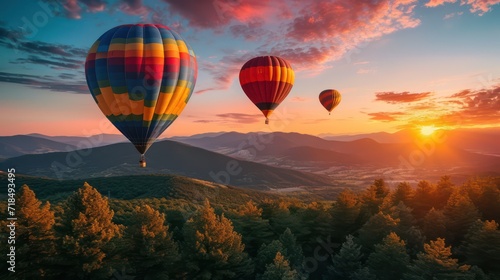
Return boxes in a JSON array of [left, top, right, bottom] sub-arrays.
[[0, 135, 76, 158], [0, 173, 314, 205], [172, 131, 500, 172], [28, 133, 127, 147], [0, 140, 335, 191]]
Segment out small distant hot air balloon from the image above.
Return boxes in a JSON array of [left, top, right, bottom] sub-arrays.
[[319, 89, 341, 115], [85, 24, 197, 167], [239, 56, 294, 124]]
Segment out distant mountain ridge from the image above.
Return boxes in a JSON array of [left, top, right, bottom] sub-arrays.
[[0, 140, 334, 191], [0, 135, 77, 158]]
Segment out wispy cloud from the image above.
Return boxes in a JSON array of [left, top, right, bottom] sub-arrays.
[[440, 84, 500, 126], [375, 91, 432, 103], [425, 0, 500, 15], [0, 71, 87, 94], [367, 112, 406, 122], [216, 113, 262, 124]]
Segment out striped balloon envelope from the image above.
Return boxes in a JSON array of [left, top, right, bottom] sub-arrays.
[[85, 24, 197, 166], [239, 56, 294, 124], [319, 89, 342, 115]]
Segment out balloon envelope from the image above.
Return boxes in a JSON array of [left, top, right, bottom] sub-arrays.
[[239, 56, 294, 123], [85, 24, 197, 155], [319, 89, 341, 114]]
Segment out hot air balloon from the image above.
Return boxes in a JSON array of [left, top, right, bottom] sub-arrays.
[[85, 24, 197, 167], [239, 56, 294, 124], [319, 89, 341, 115]]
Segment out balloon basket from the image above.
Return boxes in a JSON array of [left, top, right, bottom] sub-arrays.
[[139, 154, 146, 168], [265, 118, 269, 125]]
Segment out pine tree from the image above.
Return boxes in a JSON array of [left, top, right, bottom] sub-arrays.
[[464, 220, 500, 275], [390, 202, 424, 254], [231, 201, 274, 257], [183, 199, 253, 279], [259, 252, 299, 280], [435, 175, 455, 208], [359, 179, 390, 223], [279, 228, 304, 270], [404, 238, 471, 280], [392, 181, 415, 207], [411, 180, 436, 219], [15, 185, 56, 279], [358, 212, 398, 250], [57, 182, 121, 279], [331, 189, 361, 240], [325, 235, 364, 280], [125, 205, 180, 279], [422, 208, 447, 241], [256, 240, 285, 274], [367, 232, 410, 280], [443, 190, 480, 245]]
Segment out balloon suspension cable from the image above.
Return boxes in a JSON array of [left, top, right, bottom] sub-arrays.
[[139, 154, 146, 168], [265, 118, 269, 125]]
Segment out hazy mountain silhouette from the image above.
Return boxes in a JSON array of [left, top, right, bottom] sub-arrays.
[[0, 140, 334, 190], [0, 135, 76, 158], [172, 131, 500, 172], [28, 133, 127, 147]]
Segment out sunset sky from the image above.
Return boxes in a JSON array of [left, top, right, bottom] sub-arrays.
[[0, 0, 499, 137]]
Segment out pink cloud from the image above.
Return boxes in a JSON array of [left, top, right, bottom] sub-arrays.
[[466, 0, 500, 14], [119, 0, 150, 17], [425, 0, 500, 14], [161, 0, 289, 29], [425, 0, 456, 7], [59, 0, 106, 19]]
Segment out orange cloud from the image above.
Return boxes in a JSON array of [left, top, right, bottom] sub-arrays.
[[375, 91, 432, 103], [368, 112, 406, 122]]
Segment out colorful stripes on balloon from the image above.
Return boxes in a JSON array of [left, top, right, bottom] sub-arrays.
[[239, 56, 294, 122], [85, 24, 197, 154], [319, 89, 341, 113]]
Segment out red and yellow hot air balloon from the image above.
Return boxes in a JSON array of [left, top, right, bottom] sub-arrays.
[[85, 24, 197, 167], [239, 56, 294, 124], [319, 89, 341, 115]]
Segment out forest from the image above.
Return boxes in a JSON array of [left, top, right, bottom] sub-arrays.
[[0, 175, 499, 280]]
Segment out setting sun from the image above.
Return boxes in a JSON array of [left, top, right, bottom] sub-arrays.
[[420, 125, 437, 136]]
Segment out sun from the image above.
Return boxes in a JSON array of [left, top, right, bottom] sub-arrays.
[[420, 125, 437, 136]]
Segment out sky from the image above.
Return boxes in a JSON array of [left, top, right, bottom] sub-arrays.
[[0, 0, 499, 137]]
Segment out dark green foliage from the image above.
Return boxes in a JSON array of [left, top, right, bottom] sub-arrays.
[[12, 186, 56, 279], [358, 212, 398, 250], [230, 201, 274, 257], [182, 200, 253, 279], [443, 190, 480, 245], [124, 205, 180, 279], [367, 232, 410, 280], [0, 174, 497, 279], [56, 182, 121, 279], [404, 238, 472, 280], [422, 207, 447, 241], [258, 252, 299, 280], [331, 189, 361, 240], [256, 240, 286, 274], [279, 228, 304, 270], [325, 235, 364, 280], [463, 220, 500, 276]]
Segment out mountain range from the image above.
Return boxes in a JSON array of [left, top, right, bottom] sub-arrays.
[[1, 128, 498, 195]]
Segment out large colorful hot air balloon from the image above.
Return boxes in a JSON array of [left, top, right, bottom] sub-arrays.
[[239, 56, 294, 124], [85, 24, 197, 167], [319, 89, 341, 115]]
